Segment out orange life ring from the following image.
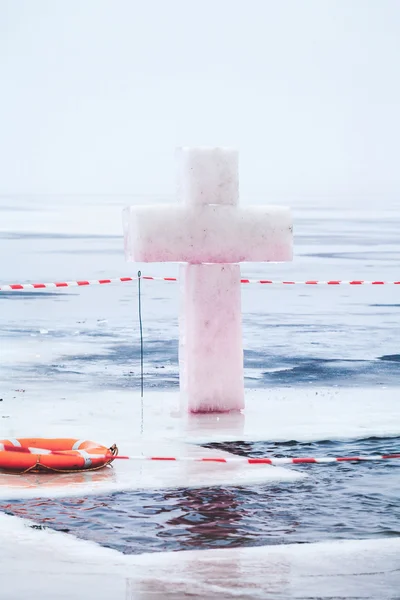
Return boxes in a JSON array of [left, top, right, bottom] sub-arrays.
[[0, 438, 117, 474]]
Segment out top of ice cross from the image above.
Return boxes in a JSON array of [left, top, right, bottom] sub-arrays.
[[176, 147, 239, 206], [123, 147, 293, 263]]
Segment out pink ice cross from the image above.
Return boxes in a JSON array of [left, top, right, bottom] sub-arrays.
[[123, 147, 292, 413]]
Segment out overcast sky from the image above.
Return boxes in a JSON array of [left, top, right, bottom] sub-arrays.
[[0, 0, 399, 201]]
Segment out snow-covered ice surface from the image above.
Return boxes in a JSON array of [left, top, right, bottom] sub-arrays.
[[1, 195, 400, 598], [0, 389, 307, 501], [1, 512, 399, 600]]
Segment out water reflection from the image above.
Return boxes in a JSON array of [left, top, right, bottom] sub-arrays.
[[184, 410, 245, 440], [163, 486, 245, 548]]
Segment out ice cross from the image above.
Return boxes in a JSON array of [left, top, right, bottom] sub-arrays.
[[123, 148, 292, 413]]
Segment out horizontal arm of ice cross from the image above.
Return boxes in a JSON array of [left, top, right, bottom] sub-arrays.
[[123, 205, 292, 263]]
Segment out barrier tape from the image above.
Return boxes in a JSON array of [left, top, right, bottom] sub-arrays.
[[1, 276, 400, 292], [1, 445, 399, 465], [0, 276, 138, 292]]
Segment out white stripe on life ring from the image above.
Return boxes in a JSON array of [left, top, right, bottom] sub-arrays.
[[78, 450, 93, 468], [72, 439, 86, 450], [28, 447, 52, 455], [6, 438, 21, 447]]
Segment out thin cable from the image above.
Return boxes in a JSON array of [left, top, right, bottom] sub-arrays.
[[138, 270, 144, 437]]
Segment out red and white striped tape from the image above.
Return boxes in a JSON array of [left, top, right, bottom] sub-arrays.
[[1, 276, 400, 292], [86, 453, 400, 465], [0, 276, 139, 292], [1, 445, 399, 465]]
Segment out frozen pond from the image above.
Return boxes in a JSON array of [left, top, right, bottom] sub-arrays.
[[0, 195, 400, 598]]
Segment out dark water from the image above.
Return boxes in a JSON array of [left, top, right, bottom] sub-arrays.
[[1, 436, 399, 554]]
